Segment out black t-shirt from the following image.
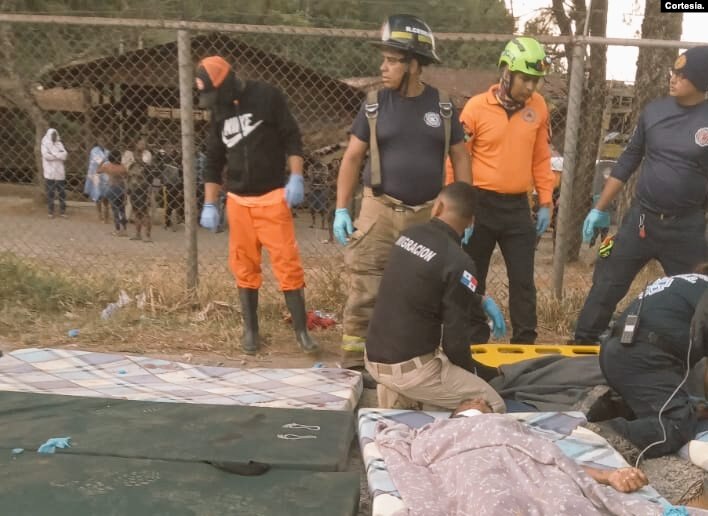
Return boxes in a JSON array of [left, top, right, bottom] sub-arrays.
[[611, 97, 708, 215], [350, 85, 464, 206], [366, 218, 485, 372]]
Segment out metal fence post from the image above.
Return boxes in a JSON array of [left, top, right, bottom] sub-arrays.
[[177, 29, 198, 296], [552, 42, 586, 300]]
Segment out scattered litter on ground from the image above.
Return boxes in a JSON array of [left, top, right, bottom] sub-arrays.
[[37, 437, 72, 454], [100, 290, 132, 320]]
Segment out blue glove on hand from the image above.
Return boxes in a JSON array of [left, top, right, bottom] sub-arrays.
[[461, 225, 474, 245], [482, 296, 507, 339], [582, 208, 610, 243], [200, 203, 219, 231], [536, 206, 551, 236], [284, 174, 305, 207], [333, 208, 354, 245]]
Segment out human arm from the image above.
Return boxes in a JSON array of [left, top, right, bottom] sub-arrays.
[[590, 115, 646, 212], [582, 466, 648, 493], [98, 162, 126, 176], [335, 135, 368, 210], [449, 142, 471, 184], [203, 121, 226, 204], [609, 112, 646, 185], [532, 108, 554, 207]]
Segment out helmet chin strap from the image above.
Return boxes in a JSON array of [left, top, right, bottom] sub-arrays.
[[395, 54, 420, 96]]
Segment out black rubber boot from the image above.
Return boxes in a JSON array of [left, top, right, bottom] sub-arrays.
[[238, 288, 260, 355], [284, 289, 320, 354]]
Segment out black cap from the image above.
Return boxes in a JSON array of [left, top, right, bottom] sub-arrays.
[[674, 47, 708, 93]]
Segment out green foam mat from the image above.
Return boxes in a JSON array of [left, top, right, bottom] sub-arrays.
[[0, 452, 360, 516], [0, 391, 353, 471]]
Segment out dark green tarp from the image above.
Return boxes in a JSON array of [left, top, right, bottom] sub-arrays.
[[0, 452, 360, 516], [0, 391, 354, 471]]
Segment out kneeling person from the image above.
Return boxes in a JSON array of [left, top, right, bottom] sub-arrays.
[[365, 182, 506, 412], [600, 265, 708, 458]]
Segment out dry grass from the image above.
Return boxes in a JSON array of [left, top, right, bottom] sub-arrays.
[[0, 250, 667, 355], [0, 252, 345, 363]]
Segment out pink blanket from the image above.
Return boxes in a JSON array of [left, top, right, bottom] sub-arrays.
[[375, 414, 662, 516]]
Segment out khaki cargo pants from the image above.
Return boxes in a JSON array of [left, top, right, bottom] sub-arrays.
[[365, 351, 506, 413], [341, 188, 432, 363]]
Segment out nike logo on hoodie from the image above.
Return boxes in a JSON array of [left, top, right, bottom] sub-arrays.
[[222, 113, 263, 148]]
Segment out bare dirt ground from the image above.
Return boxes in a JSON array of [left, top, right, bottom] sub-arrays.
[[0, 186, 699, 514]]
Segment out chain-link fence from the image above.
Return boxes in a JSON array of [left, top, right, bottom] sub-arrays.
[[0, 14, 694, 338]]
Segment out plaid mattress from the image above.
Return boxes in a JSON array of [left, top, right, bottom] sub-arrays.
[[0, 347, 362, 411]]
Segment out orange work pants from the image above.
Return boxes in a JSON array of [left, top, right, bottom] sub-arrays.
[[226, 189, 305, 291]]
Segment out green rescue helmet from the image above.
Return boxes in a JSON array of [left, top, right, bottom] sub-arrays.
[[499, 37, 551, 76]]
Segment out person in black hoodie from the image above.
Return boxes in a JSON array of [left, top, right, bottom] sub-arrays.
[[195, 55, 318, 356]]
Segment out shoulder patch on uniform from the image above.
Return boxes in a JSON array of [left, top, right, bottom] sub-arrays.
[[460, 270, 478, 292], [695, 127, 708, 147], [424, 111, 441, 128], [521, 107, 536, 123]]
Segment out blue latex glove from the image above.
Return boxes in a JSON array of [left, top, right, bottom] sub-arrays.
[[200, 203, 219, 231], [482, 296, 507, 339], [535, 206, 551, 236], [461, 225, 474, 245], [284, 174, 305, 207], [37, 437, 72, 454], [333, 208, 354, 245], [582, 208, 611, 243]]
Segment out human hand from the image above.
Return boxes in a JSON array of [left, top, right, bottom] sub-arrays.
[[607, 467, 648, 493], [200, 203, 219, 231], [284, 174, 304, 207], [333, 208, 354, 245], [535, 206, 551, 236], [582, 208, 610, 243], [482, 296, 506, 339], [461, 225, 474, 245]]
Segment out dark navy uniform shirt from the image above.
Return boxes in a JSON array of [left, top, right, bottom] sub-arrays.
[[617, 273, 708, 356], [366, 218, 485, 371], [350, 85, 464, 206], [611, 97, 708, 216]]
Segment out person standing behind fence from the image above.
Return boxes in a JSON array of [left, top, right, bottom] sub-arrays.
[[333, 14, 471, 369], [84, 136, 110, 223], [123, 138, 155, 242], [99, 149, 128, 237], [195, 55, 319, 356], [41, 128, 68, 219], [447, 37, 555, 345], [572, 47, 708, 345]]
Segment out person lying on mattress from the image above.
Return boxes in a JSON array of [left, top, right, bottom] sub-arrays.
[[374, 397, 670, 516], [451, 399, 649, 494], [365, 182, 507, 413]]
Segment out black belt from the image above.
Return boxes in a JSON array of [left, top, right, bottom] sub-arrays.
[[639, 203, 702, 221], [475, 187, 528, 200]]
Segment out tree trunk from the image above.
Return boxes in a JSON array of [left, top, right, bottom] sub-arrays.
[[564, 0, 608, 262], [615, 2, 683, 220]]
